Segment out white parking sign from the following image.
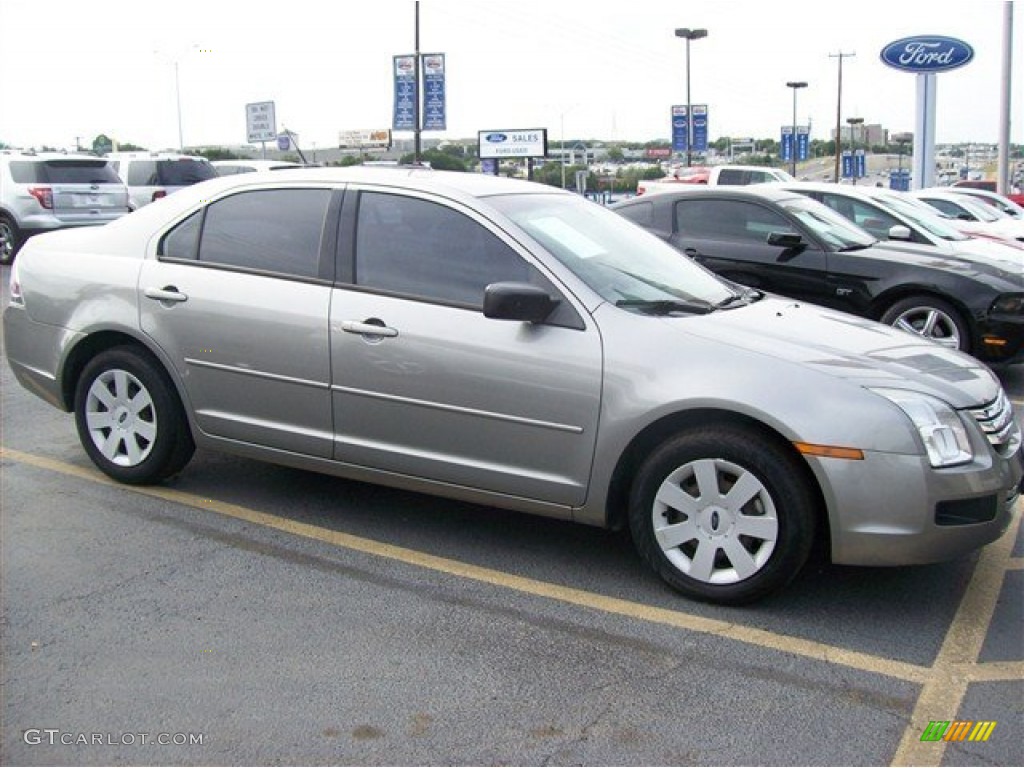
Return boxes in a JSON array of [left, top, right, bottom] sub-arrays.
[[246, 101, 277, 143]]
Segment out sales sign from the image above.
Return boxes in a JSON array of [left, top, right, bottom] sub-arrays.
[[422, 53, 446, 131], [478, 129, 548, 159], [392, 56, 417, 131]]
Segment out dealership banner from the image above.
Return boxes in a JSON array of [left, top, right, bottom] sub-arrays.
[[671, 105, 708, 153], [393, 55, 417, 131], [421, 53, 446, 131]]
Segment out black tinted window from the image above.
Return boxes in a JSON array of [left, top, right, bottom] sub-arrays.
[[125, 161, 157, 186], [616, 201, 655, 227], [160, 212, 202, 260], [675, 199, 790, 243], [9, 160, 122, 184], [156, 159, 217, 185], [355, 192, 532, 306], [715, 169, 746, 185], [198, 189, 330, 278]]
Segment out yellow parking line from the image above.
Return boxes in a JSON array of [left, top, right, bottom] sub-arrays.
[[1, 446, 932, 686], [890, 509, 1022, 767]]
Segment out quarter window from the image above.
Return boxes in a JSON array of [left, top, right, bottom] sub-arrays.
[[675, 199, 791, 243], [354, 192, 533, 307]]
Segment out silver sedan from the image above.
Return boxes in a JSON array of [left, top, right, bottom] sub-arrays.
[[4, 167, 1022, 604]]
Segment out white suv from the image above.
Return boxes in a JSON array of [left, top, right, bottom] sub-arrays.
[[105, 152, 217, 210], [0, 150, 130, 264]]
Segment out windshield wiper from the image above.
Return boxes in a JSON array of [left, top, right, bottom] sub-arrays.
[[615, 298, 714, 315], [837, 243, 873, 252]]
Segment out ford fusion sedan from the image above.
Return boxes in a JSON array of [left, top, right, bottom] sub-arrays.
[[5, 168, 1022, 605], [611, 185, 1024, 366]]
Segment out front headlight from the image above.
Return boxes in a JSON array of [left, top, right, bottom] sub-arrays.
[[871, 388, 973, 468], [991, 293, 1024, 315]]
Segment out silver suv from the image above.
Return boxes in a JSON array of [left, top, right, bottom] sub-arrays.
[[106, 152, 217, 210], [0, 150, 130, 264]]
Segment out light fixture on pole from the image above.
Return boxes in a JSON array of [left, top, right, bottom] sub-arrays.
[[675, 27, 708, 168], [785, 81, 807, 178]]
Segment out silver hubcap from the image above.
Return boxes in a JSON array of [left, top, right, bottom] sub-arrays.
[[85, 369, 157, 467], [891, 306, 961, 349], [0, 223, 12, 260], [652, 458, 778, 585]]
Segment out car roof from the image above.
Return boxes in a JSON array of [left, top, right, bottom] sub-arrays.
[[614, 183, 804, 206]]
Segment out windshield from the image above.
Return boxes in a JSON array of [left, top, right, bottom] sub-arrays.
[[953, 195, 1004, 222], [868, 192, 970, 241], [776, 195, 877, 249], [489, 193, 734, 307]]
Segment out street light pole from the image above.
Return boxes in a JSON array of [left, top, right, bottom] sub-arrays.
[[786, 81, 807, 178], [675, 27, 707, 168]]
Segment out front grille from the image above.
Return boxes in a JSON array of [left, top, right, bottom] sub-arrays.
[[968, 390, 1021, 457]]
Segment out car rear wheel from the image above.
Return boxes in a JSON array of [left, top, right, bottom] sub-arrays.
[[880, 296, 969, 353], [74, 347, 195, 484], [0, 215, 19, 265], [628, 427, 816, 604]]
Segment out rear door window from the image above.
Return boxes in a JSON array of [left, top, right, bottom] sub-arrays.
[[156, 159, 217, 185]]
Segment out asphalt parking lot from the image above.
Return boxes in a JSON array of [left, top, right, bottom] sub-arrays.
[[1, 263, 1021, 767]]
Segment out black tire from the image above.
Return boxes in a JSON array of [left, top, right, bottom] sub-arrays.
[[0, 214, 20, 265], [74, 347, 195, 484], [628, 426, 816, 605], [879, 295, 970, 353]]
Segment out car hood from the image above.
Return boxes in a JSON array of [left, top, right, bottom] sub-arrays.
[[855, 239, 1023, 281], [679, 296, 998, 408]]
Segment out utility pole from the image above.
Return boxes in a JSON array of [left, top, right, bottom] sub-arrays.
[[413, 1, 422, 163], [829, 51, 855, 183]]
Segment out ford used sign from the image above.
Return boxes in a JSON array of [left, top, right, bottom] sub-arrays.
[[477, 129, 547, 159], [880, 36, 974, 73]]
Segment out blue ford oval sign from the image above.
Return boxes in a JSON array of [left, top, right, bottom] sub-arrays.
[[484, 133, 508, 143], [880, 36, 974, 73]]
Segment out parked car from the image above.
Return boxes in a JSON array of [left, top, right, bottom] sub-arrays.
[[105, 152, 217, 210], [212, 159, 303, 176], [637, 165, 795, 195], [5, 168, 1022, 605], [773, 181, 1024, 265], [912, 189, 1024, 246], [611, 185, 1024, 365], [951, 178, 1024, 206], [0, 150, 130, 264], [929, 186, 1024, 220]]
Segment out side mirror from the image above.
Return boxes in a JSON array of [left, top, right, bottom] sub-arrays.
[[888, 224, 913, 241], [483, 282, 558, 323], [766, 231, 804, 248]]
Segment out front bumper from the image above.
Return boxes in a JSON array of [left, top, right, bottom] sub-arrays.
[[812, 443, 1022, 567]]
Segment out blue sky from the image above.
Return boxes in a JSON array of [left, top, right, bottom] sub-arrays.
[[0, 0, 1020, 151]]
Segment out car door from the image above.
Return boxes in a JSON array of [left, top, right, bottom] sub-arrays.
[[328, 188, 602, 508], [668, 196, 833, 307], [139, 187, 337, 457]]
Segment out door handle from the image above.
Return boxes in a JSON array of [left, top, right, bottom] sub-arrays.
[[143, 286, 188, 304], [340, 319, 398, 338]]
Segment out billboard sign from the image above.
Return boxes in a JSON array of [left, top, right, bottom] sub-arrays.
[[338, 129, 392, 150], [477, 129, 547, 159]]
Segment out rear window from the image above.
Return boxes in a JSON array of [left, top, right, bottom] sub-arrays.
[[9, 159, 122, 184], [156, 159, 217, 185]]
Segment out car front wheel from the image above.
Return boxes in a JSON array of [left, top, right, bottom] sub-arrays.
[[880, 296, 969, 353], [74, 347, 195, 484], [628, 427, 816, 604]]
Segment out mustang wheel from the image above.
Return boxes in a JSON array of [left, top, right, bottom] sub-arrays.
[[629, 427, 816, 604], [74, 347, 194, 484], [880, 296, 968, 352]]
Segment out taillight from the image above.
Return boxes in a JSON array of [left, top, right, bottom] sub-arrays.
[[152, 190, 167, 201], [28, 186, 53, 209]]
